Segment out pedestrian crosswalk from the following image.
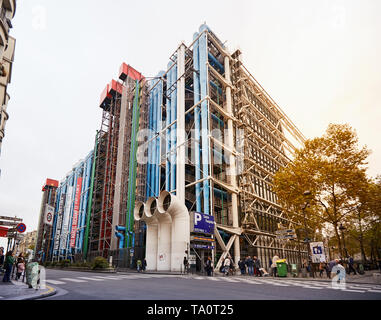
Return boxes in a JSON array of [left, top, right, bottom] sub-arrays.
[[44, 273, 381, 295]]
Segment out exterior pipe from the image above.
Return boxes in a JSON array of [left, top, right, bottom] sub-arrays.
[[134, 201, 158, 271], [170, 63, 177, 193], [157, 191, 189, 272], [147, 197, 171, 271], [193, 33, 202, 213], [151, 87, 158, 197], [166, 62, 172, 192], [208, 52, 225, 74], [156, 71, 165, 197], [199, 24, 210, 215]]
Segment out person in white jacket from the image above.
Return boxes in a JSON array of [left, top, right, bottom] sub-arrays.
[[271, 255, 280, 277], [224, 256, 231, 276]]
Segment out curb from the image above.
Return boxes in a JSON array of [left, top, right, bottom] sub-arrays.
[[4, 284, 57, 301], [23, 285, 57, 300]]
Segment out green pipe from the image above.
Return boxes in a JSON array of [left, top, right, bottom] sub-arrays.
[[83, 131, 99, 259], [125, 81, 141, 248]]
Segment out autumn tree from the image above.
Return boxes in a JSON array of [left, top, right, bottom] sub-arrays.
[[273, 124, 370, 258]]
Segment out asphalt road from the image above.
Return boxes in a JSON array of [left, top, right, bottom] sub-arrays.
[[39, 269, 381, 301]]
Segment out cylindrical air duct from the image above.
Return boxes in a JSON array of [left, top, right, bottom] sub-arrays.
[[134, 201, 158, 271], [158, 191, 189, 272]]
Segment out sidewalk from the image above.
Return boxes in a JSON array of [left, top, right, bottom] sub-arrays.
[[0, 278, 57, 300]]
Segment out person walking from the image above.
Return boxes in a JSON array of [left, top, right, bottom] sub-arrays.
[[347, 256, 357, 275], [254, 256, 262, 277], [16, 253, 25, 281], [205, 257, 213, 277], [0, 247, 4, 272], [137, 259, 142, 273], [2, 251, 14, 283], [143, 259, 147, 272], [246, 256, 254, 276], [319, 262, 325, 278], [224, 256, 231, 276], [271, 255, 280, 277], [238, 259, 246, 275], [183, 256, 189, 274]]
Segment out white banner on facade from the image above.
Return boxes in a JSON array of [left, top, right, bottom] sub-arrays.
[[60, 186, 73, 251], [44, 205, 55, 226], [310, 242, 327, 263], [53, 194, 65, 251]]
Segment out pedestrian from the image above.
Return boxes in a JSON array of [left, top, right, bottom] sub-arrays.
[[347, 256, 357, 275], [2, 251, 14, 283], [224, 255, 231, 276], [319, 262, 325, 278], [16, 253, 25, 281], [0, 247, 4, 271], [183, 256, 189, 274], [137, 259, 142, 273], [253, 256, 262, 277], [205, 257, 213, 277], [143, 259, 147, 272], [245, 256, 254, 276], [238, 259, 246, 275], [271, 255, 280, 277]]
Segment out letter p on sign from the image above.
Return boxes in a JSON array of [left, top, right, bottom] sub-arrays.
[[195, 213, 202, 225]]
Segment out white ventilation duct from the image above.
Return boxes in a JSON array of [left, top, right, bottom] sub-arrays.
[[134, 201, 158, 271], [158, 191, 190, 272], [149, 196, 172, 271]]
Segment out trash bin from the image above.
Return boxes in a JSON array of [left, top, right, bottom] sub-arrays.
[[291, 264, 298, 277], [276, 259, 288, 278], [26, 262, 39, 289]]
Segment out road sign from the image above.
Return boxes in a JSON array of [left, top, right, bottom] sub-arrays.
[[0, 221, 18, 227], [275, 229, 295, 235], [0, 216, 23, 222], [276, 234, 297, 240], [16, 223, 26, 233]]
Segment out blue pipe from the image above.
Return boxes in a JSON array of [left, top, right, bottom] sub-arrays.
[[209, 80, 223, 96], [147, 85, 154, 198], [211, 113, 224, 127], [193, 32, 202, 213], [151, 87, 157, 197], [170, 62, 177, 193], [156, 71, 165, 197], [208, 52, 224, 74], [199, 24, 210, 215], [213, 187, 228, 200], [166, 62, 172, 192]]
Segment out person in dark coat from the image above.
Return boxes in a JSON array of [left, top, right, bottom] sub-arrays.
[[2, 251, 14, 282], [238, 259, 246, 275], [253, 256, 262, 277], [205, 257, 213, 277], [143, 259, 147, 272], [347, 256, 357, 275], [245, 256, 254, 276]]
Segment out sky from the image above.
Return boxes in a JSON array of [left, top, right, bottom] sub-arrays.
[[0, 0, 380, 248]]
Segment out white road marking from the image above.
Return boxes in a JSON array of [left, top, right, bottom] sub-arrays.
[[342, 289, 365, 293], [92, 276, 120, 280], [223, 278, 240, 283], [45, 280, 66, 285], [367, 289, 381, 293], [59, 278, 87, 283], [77, 277, 105, 282], [300, 286, 323, 290], [207, 277, 222, 281]]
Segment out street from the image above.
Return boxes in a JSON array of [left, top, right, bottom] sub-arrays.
[[41, 269, 381, 300]]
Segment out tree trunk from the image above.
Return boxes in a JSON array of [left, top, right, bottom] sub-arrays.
[[334, 224, 343, 259], [357, 212, 367, 263]]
